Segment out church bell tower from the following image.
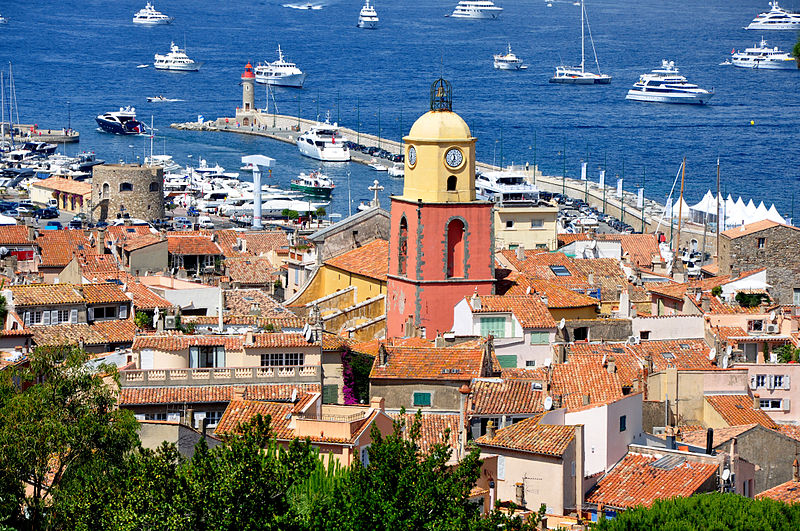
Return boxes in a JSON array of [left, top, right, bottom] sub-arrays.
[[387, 78, 494, 339]]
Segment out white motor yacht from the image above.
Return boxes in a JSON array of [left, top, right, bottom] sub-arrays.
[[493, 44, 527, 70], [255, 46, 307, 88], [747, 1, 800, 30], [449, 0, 503, 19], [550, 0, 611, 84], [297, 119, 351, 162], [626, 60, 713, 104], [476, 170, 539, 204], [133, 2, 173, 25], [732, 38, 798, 69], [154, 42, 201, 71], [357, 0, 379, 29]]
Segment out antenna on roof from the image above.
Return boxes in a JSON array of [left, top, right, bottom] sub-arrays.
[[544, 396, 553, 411], [708, 348, 716, 361], [721, 354, 730, 369]]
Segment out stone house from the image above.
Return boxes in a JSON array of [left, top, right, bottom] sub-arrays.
[[308, 207, 390, 265], [0, 225, 37, 273], [29, 176, 90, 214], [166, 232, 223, 275], [4, 283, 132, 327], [719, 220, 800, 305]]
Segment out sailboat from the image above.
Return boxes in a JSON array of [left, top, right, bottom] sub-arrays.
[[550, 0, 611, 84]]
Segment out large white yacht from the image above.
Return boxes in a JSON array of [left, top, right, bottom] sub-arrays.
[[626, 60, 713, 104], [450, 1, 503, 19], [493, 44, 527, 70], [550, 0, 611, 84], [133, 3, 173, 25], [297, 119, 350, 162], [732, 38, 798, 69], [747, 1, 800, 30], [357, 0, 379, 29], [255, 46, 307, 88], [476, 170, 539, 204], [154, 42, 201, 71]]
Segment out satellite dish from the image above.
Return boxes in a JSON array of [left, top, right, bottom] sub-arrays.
[[302, 323, 310, 336], [558, 318, 566, 330], [770, 311, 776, 322], [544, 396, 553, 411], [708, 348, 716, 361], [304, 327, 313, 342], [543, 358, 552, 367], [722, 355, 730, 369], [726, 345, 732, 356], [721, 468, 731, 481], [526, 286, 532, 295], [290, 389, 298, 402], [602, 353, 607, 366]]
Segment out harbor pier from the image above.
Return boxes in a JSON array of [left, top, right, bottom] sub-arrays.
[[2, 123, 79, 144]]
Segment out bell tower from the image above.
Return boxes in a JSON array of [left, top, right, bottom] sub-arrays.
[[241, 62, 255, 112], [387, 78, 494, 339]]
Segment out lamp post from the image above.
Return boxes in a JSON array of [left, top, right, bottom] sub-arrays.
[[641, 167, 646, 234], [562, 138, 566, 196], [532, 130, 537, 186]]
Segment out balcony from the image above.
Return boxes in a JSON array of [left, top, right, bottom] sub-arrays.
[[119, 365, 320, 387]]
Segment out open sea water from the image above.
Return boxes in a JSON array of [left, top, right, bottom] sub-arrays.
[[1, 0, 799, 219]]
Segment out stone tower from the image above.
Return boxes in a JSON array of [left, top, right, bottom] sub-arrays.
[[92, 164, 165, 222], [242, 63, 255, 113], [386, 78, 494, 339]]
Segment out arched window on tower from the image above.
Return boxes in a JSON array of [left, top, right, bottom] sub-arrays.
[[102, 183, 110, 199], [398, 216, 408, 276], [447, 175, 457, 191], [446, 219, 465, 278]]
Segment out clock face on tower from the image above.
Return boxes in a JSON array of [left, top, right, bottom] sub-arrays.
[[445, 148, 463, 168], [408, 146, 417, 166]]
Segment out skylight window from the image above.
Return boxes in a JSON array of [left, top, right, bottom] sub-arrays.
[[550, 265, 571, 277], [661, 352, 675, 359]]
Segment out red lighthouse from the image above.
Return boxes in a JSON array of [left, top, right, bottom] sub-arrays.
[[386, 78, 494, 338]]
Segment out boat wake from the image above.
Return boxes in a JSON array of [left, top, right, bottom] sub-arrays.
[[136, 64, 150, 68], [283, 2, 324, 10]]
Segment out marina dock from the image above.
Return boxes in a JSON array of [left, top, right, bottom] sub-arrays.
[[2, 123, 79, 144]]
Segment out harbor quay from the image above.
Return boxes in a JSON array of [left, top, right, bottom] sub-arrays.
[[172, 111, 718, 257], [1, 123, 79, 144]]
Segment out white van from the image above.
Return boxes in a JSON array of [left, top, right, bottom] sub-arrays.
[[197, 215, 214, 229]]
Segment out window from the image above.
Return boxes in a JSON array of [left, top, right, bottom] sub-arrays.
[[531, 219, 544, 228], [619, 415, 627, 432], [57, 309, 70, 323], [149, 182, 160, 192], [639, 331, 651, 340], [549, 265, 571, 277], [413, 392, 432, 407], [774, 375, 784, 388], [398, 216, 408, 276], [144, 413, 167, 421], [119, 182, 133, 192], [505, 220, 514, 229], [480, 317, 506, 338], [757, 237, 766, 249], [446, 175, 457, 191], [190, 346, 225, 368], [529, 331, 549, 345], [92, 306, 118, 320], [526, 360, 537, 367], [760, 399, 783, 410], [794, 288, 800, 306], [31, 311, 43, 325], [496, 354, 517, 368], [755, 374, 767, 388], [748, 320, 764, 332], [360, 445, 370, 467], [204, 411, 223, 427], [102, 182, 110, 198], [260, 352, 305, 366], [323, 385, 339, 404], [573, 327, 588, 341], [446, 219, 465, 278]]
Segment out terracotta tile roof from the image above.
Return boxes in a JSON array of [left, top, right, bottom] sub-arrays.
[[722, 220, 799, 239], [321, 333, 354, 351], [224, 289, 295, 318], [9, 284, 84, 306], [82, 283, 130, 304], [570, 258, 629, 301], [712, 326, 749, 344], [502, 277, 600, 308], [469, 379, 545, 415], [370, 345, 487, 381], [181, 314, 304, 330], [132, 334, 245, 352], [81, 254, 120, 273], [476, 417, 576, 456], [392, 412, 460, 455], [0, 225, 32, 245], [646, 276, 732, 301], [325, 239, 389, 282], [550, 363, 626, 409], [705, 294, 768, 315], [244, 332, 315, 348], [778, 425, 800, 442], [558, 233, 663, 268], [36, 229, 95, 268], [756, 479, 800, 502], [119, 383, 320, 405], [90, 319, 137, 343], [31, 176, 91, 196], [585, 453, 718, 509], [30, 320, 135, 346], [627, 339, 713, 373], [241, 231, 291, 256], [125, 281, 174, 310], [679, 424, 758, 448], [566, 343, 645, 387], [471, 295, 557, 329], [166, 233, 222, 256], [704, 394, 778, 429], [215, 399, 298, 438], [123, 234, 163, 251], [225, 256, 278, 285]]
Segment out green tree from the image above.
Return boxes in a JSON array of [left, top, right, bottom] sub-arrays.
[[134, 311, 152, 329], [793, 31, 800, 61], [282, 209, 300, 220], [735, 291, 769, 308], [711, 285, 722, 298], [0, 345, 139, 529], [315, 206, 326, 218], [775, 344, 800, 363]]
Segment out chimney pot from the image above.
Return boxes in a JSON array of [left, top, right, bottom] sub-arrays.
[[233, 385, 246, 401], [370, 396, 385, 412], [753, 394, 760, 409], [516, 245, 525, 261], [582, 394, 590, 406], [793, 458, 799, 482], [486, 420, 496, 440], [705, 428, 714, 455], [607, 355, 617, 374]]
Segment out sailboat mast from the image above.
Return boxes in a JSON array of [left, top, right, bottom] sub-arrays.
[[580, 0, 585, 72]]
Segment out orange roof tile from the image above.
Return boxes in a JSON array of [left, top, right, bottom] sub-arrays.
[[585, 453, 718, 509], [370, 345, 487, 381], [10, 284, 84, 306], [214, 399, 297, 438], [472, 295, 557, 329], [476, 417, 576, 456], [132, 334, 245, 352], [392, 412, 460, 455], [0, 225, 33, 245], [721, 220, 799, 239], [502, 277, 600, 308], [30, 320, 135, 346], [166, 233, 222, 256], [224, 289, 295, 317], [469, 379, 546, 415], [627, 340, 713, 373], [712, 326, 749, 344], [225, 256, 278, 285], [82, 283, 130, 304], [558, 233, 663, 268], [704, 394, 778, 429], [244, 332, 314, 348], [119, 383, 320, 405], [124, 281, 174, 310], [756, 480, 800, 502], [31, 176, 91, 196], [36, 229, 96, 268], [679, 424, 758, 448], [325, 239, 388, 281]]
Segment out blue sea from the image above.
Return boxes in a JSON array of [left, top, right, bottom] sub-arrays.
[[1, 0, 799, 218]]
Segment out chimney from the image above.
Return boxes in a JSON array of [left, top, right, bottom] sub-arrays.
[[607, 355, 617, 374], [588, 273, 594, 286], [369, 396, 385, 412], [186, 408, 195, 428], [515, 245, 525, 261], [665, 425, 675, 450], [540, 295, 549, 306], [435, 334, 445, 348], [793, 458, 799, 482], [96, 229, 105, 253], [245, 330, 255, 346], [701, 296, 711, 313], [582, 394, 590, 406], [486, 420, 496, 440], [458, 384, 471, 461], [753, 393, 760, 409], [470, 289, 481, 310], [232, 385, 246, 401], [705, 428, 714, 455], [218, 289, 224, 333], [379, 344, 388, 365], [515, 483, 525, 507]]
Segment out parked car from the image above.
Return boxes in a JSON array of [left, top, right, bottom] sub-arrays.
[[68, 219, 83, 230], [13, 206, 33, 217], [44, 221, 63, 230], [37, 208, 59, 219], [197, 216, 214, 229], [95, 221, 109, 229]]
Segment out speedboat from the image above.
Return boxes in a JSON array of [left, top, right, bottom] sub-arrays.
[[0, 14, 7, 24], [147, 95, 183, 102], [747, 1, 800, 30], [493, 44, 527, 70], [476, 170, 539, 204], [550, 0, 611, 84], [95, 107, 146, 134], [291, 170, 335, 197], [731, 38, 798, 69], [449, 0, 503, 19], [297, 119, 350, 162], [133, 2, 173, 25], [254, 46, 306, 87], [625, 60, 713, 104], [357, 0, 379, 28], [154, 42, 201, 71]]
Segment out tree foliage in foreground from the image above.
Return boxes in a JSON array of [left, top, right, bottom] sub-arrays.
[[593, 493, 800, 531]]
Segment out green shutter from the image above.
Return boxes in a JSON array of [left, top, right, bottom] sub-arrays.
[[322, 385, 339, 404], [480, 317, 506, 338], [412, 392, 431, 407], [495, 354, 518, 369], [529, 331, 549, 345]]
